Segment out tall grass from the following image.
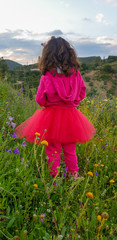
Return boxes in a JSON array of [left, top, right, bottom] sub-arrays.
[[0, 79, 117, 240]]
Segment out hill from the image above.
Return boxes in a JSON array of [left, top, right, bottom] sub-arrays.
[[5, 59, 22, 70]]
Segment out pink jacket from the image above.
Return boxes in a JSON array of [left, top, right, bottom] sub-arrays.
[[36, 70, 86, 108]]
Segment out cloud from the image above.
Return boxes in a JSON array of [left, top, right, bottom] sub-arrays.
[[0, 29, 117, 64], [47, 30, 63, 36], [96, 13, 104, 23], [83, 17, 92, 22], [104, 0, 117, 6], [59, 1, 70, 7]]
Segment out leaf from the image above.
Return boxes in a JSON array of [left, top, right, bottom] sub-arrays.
[[6, 216, 15, 229], [7, 206, 10, 215], [61, 226, 66, 237], [43, 232, 51, 240]]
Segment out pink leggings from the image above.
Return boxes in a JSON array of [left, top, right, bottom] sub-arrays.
[[46, 142, 79, 177]]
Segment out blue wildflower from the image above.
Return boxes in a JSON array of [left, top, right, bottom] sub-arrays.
[[13, 148, 19, 154], [6, 148, 12, 153], [95, 171, 99, 176], [10, 133, 17, 138]]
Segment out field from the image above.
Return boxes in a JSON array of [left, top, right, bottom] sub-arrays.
[[0, 79, 117, 240]]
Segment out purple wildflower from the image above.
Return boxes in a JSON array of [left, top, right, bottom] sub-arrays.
[[20, 88, 24, 91], [95, 171, 99, 177], [6, 148, 12, 153], [9, 116, 14, 122], [10, 133, 17, 138], [65, 167, 68, 172], [25, 164, 29, 169], [102, 145, 105, 148], [6, 121, 10, 125], [13, 148, 19, 154], [18, 94, 20, 96], [63, 173, 66, 177], [40, 213, 45, 222], [21, 142, 26, 146], [11, 122, 16, 128]]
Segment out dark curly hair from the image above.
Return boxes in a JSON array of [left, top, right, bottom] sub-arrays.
[[39, 36, 80, 76]]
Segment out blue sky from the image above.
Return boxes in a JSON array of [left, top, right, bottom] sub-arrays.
[[0, 0, 117, 64]]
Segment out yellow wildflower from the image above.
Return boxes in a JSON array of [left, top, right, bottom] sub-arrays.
[[1, 109, 4, 112], [100, 139, 103, 142], [97, 215, 102, 221], [33, 184, 38, 188], [109, 179, 115, 183], [35, 132, 40, 136], [6, 101, 9, 104], [101, 164, 104, 167], [114, 172, 117, 175], [86, 192, 94, 199], [41, 140, 48, 146], [94, 164, 99, 167], [101, 212, 109, 220], [87, 171, 93, 177]]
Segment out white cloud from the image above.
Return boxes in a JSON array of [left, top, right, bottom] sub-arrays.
[[96, 13, 104, 23]]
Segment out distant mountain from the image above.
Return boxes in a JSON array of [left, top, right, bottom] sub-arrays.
[[5, 59, 22, 70]]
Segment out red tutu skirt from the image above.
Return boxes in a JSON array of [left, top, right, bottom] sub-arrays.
[[15, 107, 96, 144]]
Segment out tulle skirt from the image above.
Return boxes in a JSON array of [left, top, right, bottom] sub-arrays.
[[15, 107, 96, 144]]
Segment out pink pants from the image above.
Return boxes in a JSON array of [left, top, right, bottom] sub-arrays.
[[46, 142, 79, 177]]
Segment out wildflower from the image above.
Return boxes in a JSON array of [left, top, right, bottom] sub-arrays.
[[6, 148, 12, 153], [20, 88, 24, 91], [65, 167, 68, 171], [101, 164, 104, 167], [41, 140, 48, 146], [21, 142, 26, 146], [13, 148, 19, 154], [25, 164, 29, 169], [40, 213, 45, 222], [94, 164, 99, 167], [63, 173, 66, 177], [35, 132, 40, 136], [11, 122, 16, 128], [6, 102, 9, 105], [95, 171, 99, 176], [10, 133, 17, 138], [87, 171, 93, 177], [33, 184, 38, 188], [100, 139, 103, 142], [97, 215, 102, 221], [1, 109, 4, 112], [101, 212, 109, 220], [109, 179, 115, 183], [114, 172, 117, 175], [86, 192, 94, 199], [9, 116, 14, 122]]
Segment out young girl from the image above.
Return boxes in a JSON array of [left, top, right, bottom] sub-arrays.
[[15, 36, 96, 178]]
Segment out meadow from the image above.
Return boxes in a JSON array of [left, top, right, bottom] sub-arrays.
[[0, 79, 117, 240]]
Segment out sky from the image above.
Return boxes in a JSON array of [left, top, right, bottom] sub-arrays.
[[0, 0, 117, 64]]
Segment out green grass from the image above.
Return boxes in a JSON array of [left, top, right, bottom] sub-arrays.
[[0, 79, 117, 240]]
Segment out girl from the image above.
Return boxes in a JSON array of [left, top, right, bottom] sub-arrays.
[[15, 36, 96, 178]]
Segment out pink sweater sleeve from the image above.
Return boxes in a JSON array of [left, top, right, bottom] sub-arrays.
[[35, 76, 47, 106], [79, 71, 86, 101]]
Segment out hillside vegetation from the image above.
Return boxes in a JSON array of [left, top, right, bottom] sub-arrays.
[[0, 56, 117, 99]]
